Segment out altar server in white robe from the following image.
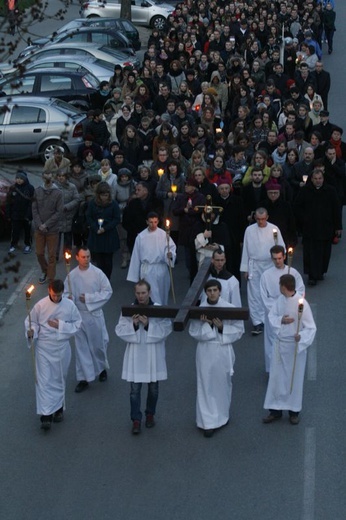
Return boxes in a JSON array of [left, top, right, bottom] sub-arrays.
[[263, 274, 316, 425], [25, 280, 81, 431], [260, 245, 305, 372], [189, 279, 244, 438], [127, 212, 176, 305], [240, 207, 285, 336], [115, 280, 172, 434], [200, 249, 242, 310], [64, 247, 112, 393]]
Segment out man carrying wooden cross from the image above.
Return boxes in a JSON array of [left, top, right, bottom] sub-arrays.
[[189, 279, 244, 438]]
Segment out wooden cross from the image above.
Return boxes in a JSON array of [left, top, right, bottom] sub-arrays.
[[121, 258, 249, 331], [194, 195, 224, 230]]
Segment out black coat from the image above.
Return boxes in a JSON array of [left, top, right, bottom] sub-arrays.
[[122, 195, 163, 251], [294, 182, 342, 240], [259, 196, 297, 247], [6, 180, 34, 221]]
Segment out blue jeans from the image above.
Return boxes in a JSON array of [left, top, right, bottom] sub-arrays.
[[130, 382, 159, 421]]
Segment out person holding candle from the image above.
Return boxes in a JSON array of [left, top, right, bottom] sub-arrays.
[[155, 159, 185, 245], [240, 208, 285, 335], [127, 212, 176, 305], [25, 279, 82, 431], [115, 280, 172, 434], [86, 182, 121, 280], [260, 246, 305, 373], [64, 247, 113, 394], [263, 274, 316, 425]]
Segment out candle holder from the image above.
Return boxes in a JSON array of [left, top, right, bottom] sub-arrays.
[[287, 247, 294, 273], [98, 218, 104, 230], [290, 298, 304, 393], [25, 285, 37, 384], [273, 228, 278, 245], [64, 251, 72, 297]]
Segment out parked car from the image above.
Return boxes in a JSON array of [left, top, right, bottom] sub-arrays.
[[26, 17, 141, 51], [0, 96, 87, 163], [23, 55, 117, 83], [18, 27, 136, 61], [11, 42, 140, 74], [80, 0, 174, 30], [0, 68, 99, 110]]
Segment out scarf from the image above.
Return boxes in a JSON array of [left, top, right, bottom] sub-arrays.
[[330, 138, 342, 159]]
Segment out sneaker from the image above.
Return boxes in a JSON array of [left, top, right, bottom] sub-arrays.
[[251, 324, 263, 336], [39, 273, 47, 284], [145, 414, 155, 428], [75, 380, 89, 393], [8, 246, 16, 253], [132, 420, 141, 434], [23, 246, 31, 254]]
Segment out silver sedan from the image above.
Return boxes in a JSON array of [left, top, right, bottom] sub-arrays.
[[0, 96, 87, 163]]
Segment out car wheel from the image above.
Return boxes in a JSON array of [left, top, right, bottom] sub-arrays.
[[39, 141, 68, 163], [150, 16, 166, 30]]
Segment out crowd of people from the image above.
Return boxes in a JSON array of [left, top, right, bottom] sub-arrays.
[[15, 0, 342, 435]]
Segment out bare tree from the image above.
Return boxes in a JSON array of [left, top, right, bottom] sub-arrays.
[[120, 0, 132, 21]]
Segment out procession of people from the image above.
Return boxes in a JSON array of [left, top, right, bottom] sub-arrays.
[[12, 0, 345, 434]]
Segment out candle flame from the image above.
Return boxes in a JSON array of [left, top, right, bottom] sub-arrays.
[[165, 219, 170, 228], [288, 247, 293, 254], [158, 168, 164, 177], [171, 184, 177, 193], [27, 285, 34, 295], [64, 252, 72, 260], [299, 298, 304, 305], [215, 128, 222, 133], [273, 228, 277, 234]]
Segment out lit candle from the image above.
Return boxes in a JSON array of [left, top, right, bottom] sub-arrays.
[[171, 184, 177, 195], [287, 247, 294, 273], [302, 175, 308, 183], [195, 105, 200, 112], [158, 168, 164, 177], [98, 218, 104, 230], [273, 228, 278, 244], [298, 298, 304, 314], [165, 219, 170, 231], [64, 251, 71, 265], [215, 128, 222, 133], [26, 284, 35, 299]]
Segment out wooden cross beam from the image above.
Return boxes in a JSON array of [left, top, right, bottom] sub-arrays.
[[121, 258, 249, 331]]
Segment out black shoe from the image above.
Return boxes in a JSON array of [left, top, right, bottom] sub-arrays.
[[145, 414, 155, 428], [203, 429, 214, 438], [262, 414, 282, 424], [99, 369, 107, 382], [53, 408, 64, 423], [132, 420, 141, 434], [252, 324, 263, 336], [308, 279, 317, 286], [75, 380, 89, 393], [289, 415, 300, 425], [40, 415, 52, 431]]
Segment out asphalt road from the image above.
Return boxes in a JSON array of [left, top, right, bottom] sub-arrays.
[[1, 3, 346, 520]]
